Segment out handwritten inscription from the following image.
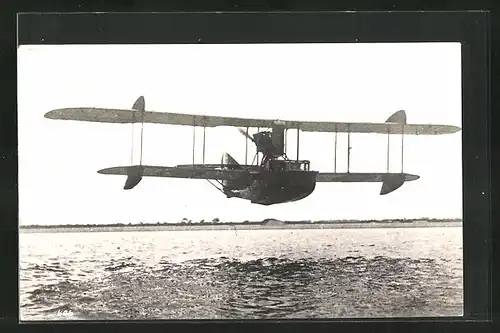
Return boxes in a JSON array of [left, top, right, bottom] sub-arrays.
[[56, 309, 74, 318]]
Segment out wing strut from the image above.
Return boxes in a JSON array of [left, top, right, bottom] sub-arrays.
[[384, 110, 407, 174], [139, 102, 145, 165], [130, 96, 145, 166], [245, 127, 249, 165], [203, 126, 206, 164], [130, 113, 135, 164], [401, 124, 404, 173], [386, 129, 390, 172], [334, 125, 338, 173], [347, 124, 351, 173], [192, 120, 196, 165], [257, 127, 260, 165], [124, 96, 146, 190], [296, 128, 300, 161], [284, 128, 287, 156]]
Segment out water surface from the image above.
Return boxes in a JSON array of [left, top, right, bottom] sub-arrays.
[[19, 227, 463, 320]]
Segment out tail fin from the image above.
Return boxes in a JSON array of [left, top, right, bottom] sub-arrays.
[[221, 153, 244, 190], [221, 153, 240, 169]]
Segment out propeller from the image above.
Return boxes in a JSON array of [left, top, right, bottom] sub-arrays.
[[237, 128, 255, 143]]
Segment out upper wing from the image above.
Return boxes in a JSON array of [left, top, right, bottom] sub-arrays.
[[297, 122, 459, 135], [45, 108, 275, 128], [316, 172, 419, 195], [45, 104, 461, 135]]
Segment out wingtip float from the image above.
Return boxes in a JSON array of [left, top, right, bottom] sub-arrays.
[[46, 96, 460, 205]]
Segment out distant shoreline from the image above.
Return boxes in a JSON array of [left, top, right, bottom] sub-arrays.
[[19, 219, 462, 233]]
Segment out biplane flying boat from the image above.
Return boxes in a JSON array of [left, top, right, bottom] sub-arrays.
[[44, 96, 461, 205]]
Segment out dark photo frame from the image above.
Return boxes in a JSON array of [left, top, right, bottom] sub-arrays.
[[5, 10, 491, 333]]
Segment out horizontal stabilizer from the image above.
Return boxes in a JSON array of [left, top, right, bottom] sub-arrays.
[[316, 172, 418, 195]]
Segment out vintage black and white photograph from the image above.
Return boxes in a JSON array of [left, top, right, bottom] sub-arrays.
[[18, 42, 463, 320]]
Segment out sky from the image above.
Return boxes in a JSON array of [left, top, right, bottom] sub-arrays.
[[17, 43, 462, 225]]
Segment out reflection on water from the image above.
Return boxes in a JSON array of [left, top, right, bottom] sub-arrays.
[[20, 227, 463, 320]]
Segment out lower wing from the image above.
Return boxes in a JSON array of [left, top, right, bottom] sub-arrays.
[[98, 165, 250, 190], [316, 172, 419, 195]]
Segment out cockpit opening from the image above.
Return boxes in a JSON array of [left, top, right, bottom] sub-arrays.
[[268, 159, 310, 172]]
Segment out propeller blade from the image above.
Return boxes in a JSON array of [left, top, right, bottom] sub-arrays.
[[237, 128, 254, 142]]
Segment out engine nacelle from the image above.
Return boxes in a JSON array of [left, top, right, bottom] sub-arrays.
[[253, 125, 285, 157]]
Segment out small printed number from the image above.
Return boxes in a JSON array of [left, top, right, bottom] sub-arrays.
[[56, 310, 73, 317]]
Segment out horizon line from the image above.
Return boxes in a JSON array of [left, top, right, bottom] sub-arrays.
[[19, 217, 463, 228]]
